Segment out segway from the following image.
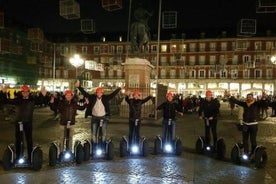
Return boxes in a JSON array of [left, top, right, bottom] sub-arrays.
[[48, 121, 84, 166], [154, 119, 182, 155], [195, 118, 226, 159], [2, 121, 43, 171], [83, 117, 114, 161], [120, 119, 149, 157], [230, 124, 267, 168]]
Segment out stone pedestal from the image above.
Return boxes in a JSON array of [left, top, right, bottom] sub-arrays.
[[120, 57, 154, 118]]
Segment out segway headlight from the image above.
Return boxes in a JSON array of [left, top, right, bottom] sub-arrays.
[[64, 151, 71, 160], [206, 146, 211, 151], [96, 149, 103, 156], [164, 144, 173, 153], [242, 154, 249, 160], [18, 158, 25, 164], [131, 145, 139, 154]]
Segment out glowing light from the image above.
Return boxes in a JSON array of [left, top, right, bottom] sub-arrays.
[[96, 149, 103, 156], [242, 154, 249, 160], [131, 145, 139, 154], [18, 158, 25, 164], [164, 144, 173, 152], [206, 146, 211, 151], [64, 152, 71, 160], [69, 54, 84, 68]]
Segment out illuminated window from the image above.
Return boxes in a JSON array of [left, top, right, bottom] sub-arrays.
[[189, 43, 196, 52], [210, 42, 216, 51], [81, 46, 87, 54], [199, 70, 205, 78], [209, 55, 216, 65], [199, 55, 205, 65], [221, 42, 227, 51], [199, 43, 205, 51], [161, 45, 167, 52]]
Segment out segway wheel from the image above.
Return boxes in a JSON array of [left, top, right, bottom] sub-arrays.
[[83, 142, 90, 161], [75, 144, 84, 164], [142, 140, 149, 157], [33, 147, 43, 171], [153, 138, 162, 155], [230, 145, 241, 165], [175, 139, 183, 156], [195, 138, 204, 154], [119, 139, 127, 157], [49, 144, 58, 167], [2, 148, 13, 171], [216, 138, 226, 159], [254, 147, 268, 169], [106, 142, 114, 160]]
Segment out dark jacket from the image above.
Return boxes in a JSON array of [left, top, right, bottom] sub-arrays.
[[0, 90, 9, 105], [157, 100, 182, 120], [125, 95, 152, 120], [57, 98, 78, 125], [78, 86, 121, 117], [9, 96, 35, 123], [230, 97, 260, 123], [198, 98, 220, 119]]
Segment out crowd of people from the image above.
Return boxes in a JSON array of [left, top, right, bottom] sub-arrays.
[[0, 83, 274, 163]]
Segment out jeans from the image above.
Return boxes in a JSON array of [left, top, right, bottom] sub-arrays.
[[242, 124, 258, 154], [128, 119, 141, 145], [162, 119, 175, 141], [204, 119, 217, 146], [91, 116, 108, 142]]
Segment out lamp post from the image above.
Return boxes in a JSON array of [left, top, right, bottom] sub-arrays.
[[69, 54, 84, 78]]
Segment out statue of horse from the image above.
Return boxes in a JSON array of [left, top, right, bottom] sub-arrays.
[[130, 21, 150, 53]]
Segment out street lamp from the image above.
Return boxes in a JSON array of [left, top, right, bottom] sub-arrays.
[[69, 54, 84, 78]]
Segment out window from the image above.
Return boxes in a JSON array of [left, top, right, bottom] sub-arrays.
[[199, 70, 205, 78], [231, 69, 238, 79], [151, 45, 157, 52], [243, 69, 250, 79], [179, 69, 185, 78], [93, 46, 99, 54], [179, 44, 186, 52], [117, 46, 123, 53], [209, 69, 216, 78], [209, 55, 216, 65], [189, 56, 195, 65], [63, 70, 68, 78], [254, 41, 262, 50], [81, 46, 87, 54], [265, 41, 274, 50], [199, 55, 205, 65], [117, 69, 122, 78], [267, 69, 272, 78], [232, 55, 238, 64], [170, 69, 176, 78], [254, 69, 262, 78], [108, 69, 114, 77], [161, 44, 167, 52], [170, 56, 176, 65], [189, 43, 196, 52], [161, 56, 167, 66], [221, 42, 227, 51], [190, 69, 196, 78], [110, 46, 115, 54], [210, 42, 216, 51], [199, 43, 205, 51], [161, 68, 166, 78], [220, 69, 227, 78]]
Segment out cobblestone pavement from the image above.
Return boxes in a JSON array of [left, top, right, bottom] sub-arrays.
[[0, 102, 275, 184]]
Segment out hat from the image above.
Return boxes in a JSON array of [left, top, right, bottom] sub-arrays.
[[21, 85, 30, 92], [64, 90, 73, 96], [133, 90, 140, 96], [96, 87, 103, 93], [166, 92, 173, 97], [206, 90, 212, 96]]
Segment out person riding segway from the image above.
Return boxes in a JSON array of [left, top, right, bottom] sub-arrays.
[[120, 90, 153, 157], [154, 92, 183, 155]]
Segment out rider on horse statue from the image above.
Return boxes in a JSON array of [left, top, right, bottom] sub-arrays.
[[130, 3, 152, 53]]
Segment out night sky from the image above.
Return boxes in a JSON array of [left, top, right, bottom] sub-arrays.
[[1, 0, 276, 40]]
